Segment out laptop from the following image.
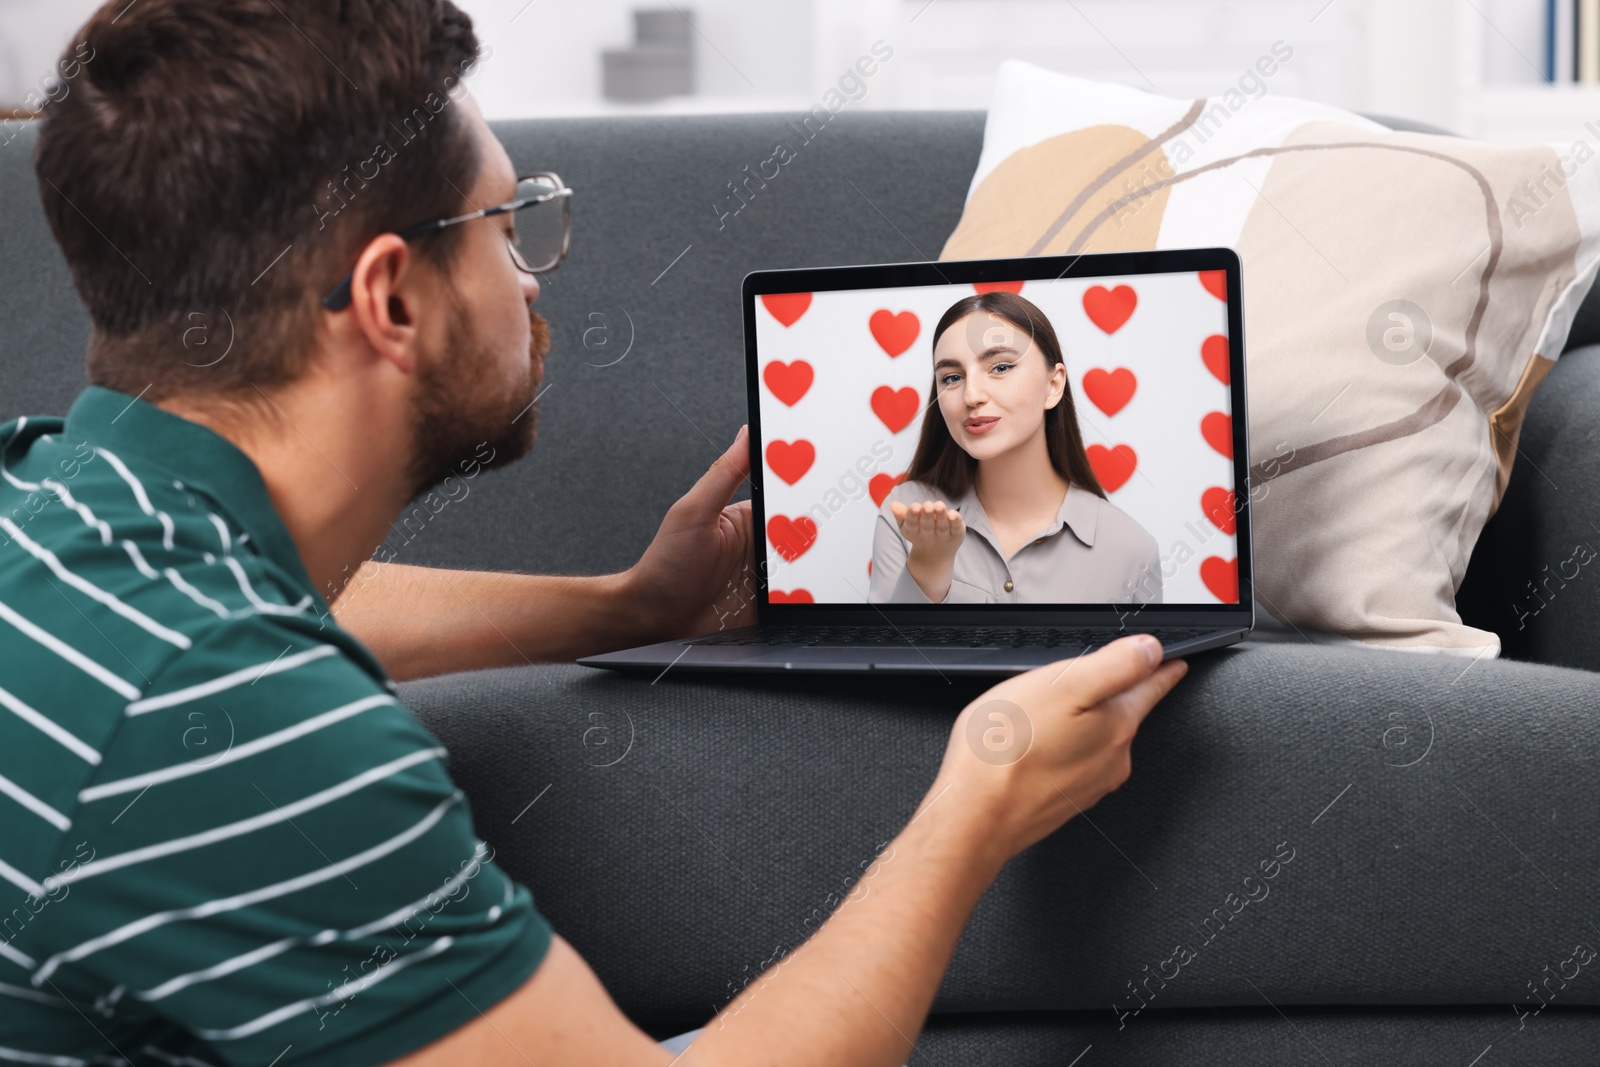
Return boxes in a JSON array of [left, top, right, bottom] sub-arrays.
[[578, 247, 1254, 677]]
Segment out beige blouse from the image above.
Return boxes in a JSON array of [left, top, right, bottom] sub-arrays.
[[868, 478, 1163, 605]]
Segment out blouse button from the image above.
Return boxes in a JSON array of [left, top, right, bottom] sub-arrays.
[[1004, 579, 1015, 593]]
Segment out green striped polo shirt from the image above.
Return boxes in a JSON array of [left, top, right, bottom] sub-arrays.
[[0, 386, 552, 1067]]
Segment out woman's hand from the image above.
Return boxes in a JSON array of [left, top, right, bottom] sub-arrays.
[[890, 499, 966, 602]]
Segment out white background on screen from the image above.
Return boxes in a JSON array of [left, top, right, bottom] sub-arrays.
[[754, 269, 1238, 605]]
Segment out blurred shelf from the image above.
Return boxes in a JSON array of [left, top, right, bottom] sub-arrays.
[[1463, 84, 1600, 145]]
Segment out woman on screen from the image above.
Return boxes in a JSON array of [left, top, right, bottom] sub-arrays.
[[868, 291, 1162, 605]]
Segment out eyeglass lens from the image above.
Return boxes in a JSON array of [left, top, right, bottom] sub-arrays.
[[512, 176, 566, 273]]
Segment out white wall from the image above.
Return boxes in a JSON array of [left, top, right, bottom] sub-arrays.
[[453, 0, 1374, 118], [457, 0, 818, 115], [0, 0, 1566, 142], [0, 0, 100, 105]]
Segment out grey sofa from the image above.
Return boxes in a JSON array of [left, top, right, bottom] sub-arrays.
[[5, 110, 1600, 1064]]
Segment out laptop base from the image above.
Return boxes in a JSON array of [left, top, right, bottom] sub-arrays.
[[576, 626, 1248, 678]]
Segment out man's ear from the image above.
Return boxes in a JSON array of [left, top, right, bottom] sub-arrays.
[[339, 234, 423, 376]]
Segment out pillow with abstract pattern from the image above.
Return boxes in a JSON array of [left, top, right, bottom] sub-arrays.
[[942, 60, 1600, 656]]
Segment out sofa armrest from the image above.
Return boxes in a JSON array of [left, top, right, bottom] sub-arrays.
[[1460, 345, 1600, 671], [401, 643, 1600, 1030]]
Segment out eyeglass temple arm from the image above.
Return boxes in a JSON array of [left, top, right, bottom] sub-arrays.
[[321, 183, 569, 310]]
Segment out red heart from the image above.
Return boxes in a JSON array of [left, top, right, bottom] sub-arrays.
[[869, 470, 908, 507], [767, 515, 818, 562], [1082, 285, 1137, 334], [769, 589, 814, 604], [1201, 487, 1236, 535], [1201, 412, 1232, 458], [763, 360, 814, 406], [1201, 335, 1230, 385], [974, 281, 1025, 295], [1082, 367, 1137, 416], [1086, 444, 1137, 493], [1198, 270, 1227, 302], [871, 386, 920, 434], [765, 439, 815, 485], [869, 310, 920, 358], [1201, 556, 1238, 603], [761, 292, 812, 327]]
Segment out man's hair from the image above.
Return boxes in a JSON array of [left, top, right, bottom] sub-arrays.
[[34, 0, 485, 400]]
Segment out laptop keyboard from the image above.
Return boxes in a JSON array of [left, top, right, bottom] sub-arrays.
[[690, 625, 1216, 650]]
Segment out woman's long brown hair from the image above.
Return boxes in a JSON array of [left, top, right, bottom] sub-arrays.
[[904, 291, 1106, 502]]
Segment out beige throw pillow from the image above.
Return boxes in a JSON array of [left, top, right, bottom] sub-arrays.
[[941, 61, 1600, 655]]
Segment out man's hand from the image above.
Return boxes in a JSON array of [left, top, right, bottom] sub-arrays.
[[330, 427, 754, 677], [625, 424, 757, 641], [935, 633, 1187, 859]]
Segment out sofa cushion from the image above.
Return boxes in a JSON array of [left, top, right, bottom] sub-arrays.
[[937, 61, 1600, 657], [909, 1006, 1600, 1066], [401, 641, 1600, 1023]]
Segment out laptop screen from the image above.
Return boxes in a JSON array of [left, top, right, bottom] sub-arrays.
[[746, 252, 1248, 614]]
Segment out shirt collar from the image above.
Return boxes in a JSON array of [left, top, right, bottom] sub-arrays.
[[64, 385, 323, 610], [957, 478, 1099, 549]]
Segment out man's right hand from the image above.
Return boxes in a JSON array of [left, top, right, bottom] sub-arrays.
[[392, 633, 1187, 1067], [933, 633, 1187, 862]]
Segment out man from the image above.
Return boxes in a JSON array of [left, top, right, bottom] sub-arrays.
[[0, 1, 1188, 1064]]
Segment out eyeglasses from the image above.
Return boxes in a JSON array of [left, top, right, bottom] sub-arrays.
[[320, 171, 572, 311]]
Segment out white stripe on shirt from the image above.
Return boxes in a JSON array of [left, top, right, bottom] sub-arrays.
[[81, 694, 394, 801], [206, 513, 231, 555], [342, 840, 491, 939], [140, 1045, 220, 1067], [487, 873, 514, 923], [49, 748, 445, 889], [0, 684, 100, 765], [222, 557, 311, 616], [195, 937, 454, 1042], [0, 420, 43, 494], [160, 568, 230, 619], [31, 790, 464, 985], [0, 981, 67, 1009], [0, 1044, 85, 1066], [94, 448, 178, 555], [0, 518, 190, 649], [0, 598, 141, 701], [138, 841, 489, 1003], [0, 772, 70, 832], [121, 540, 160, 580], [93, 448, 156, 514], [136, 928, 339, 1004], [125, 645, 336, 716], [39, 480, 110, 546], [0, 932, 37, 970]]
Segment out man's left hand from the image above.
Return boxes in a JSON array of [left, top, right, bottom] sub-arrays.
[[626, 424, 757, 640]]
